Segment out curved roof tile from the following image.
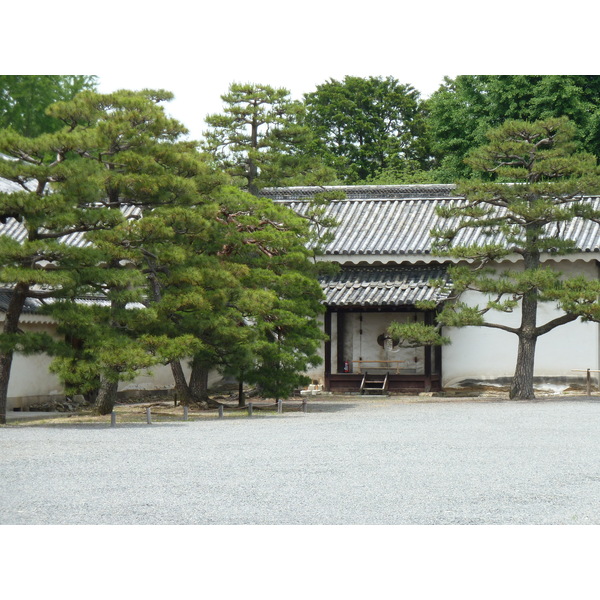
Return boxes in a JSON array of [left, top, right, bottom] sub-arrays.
[[260, 186, 600, 256], [320, 265, 452, 307]]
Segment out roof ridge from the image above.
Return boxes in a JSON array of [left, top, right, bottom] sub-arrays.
[[260, 184, 457, 201]]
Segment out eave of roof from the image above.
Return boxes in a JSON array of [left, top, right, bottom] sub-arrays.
[[0, 289, 146, 319], [320, 265, 452, 308]]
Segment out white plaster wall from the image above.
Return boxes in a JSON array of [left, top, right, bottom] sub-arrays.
[[7, 322, 64, 407], [303, 313, 329, 386], [119, 361, 191, 392], [119, 361, 222, 392], [442, 260, 600, 387], [8, 353, 223, 408], [8, 352, 63, 401], [8, 354, 187, 408]]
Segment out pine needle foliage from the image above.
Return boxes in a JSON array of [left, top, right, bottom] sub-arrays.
[[419, 118, 600, 399]]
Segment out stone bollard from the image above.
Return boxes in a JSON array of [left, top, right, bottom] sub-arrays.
[[302, 399, 307, 413], [277, 399, 282, 414], [248, 402, 253, 417], [146, 407, 152, 425], [111, 411, 116, 427], [218, 405, 224, 419], [183, 406, 188, 421]]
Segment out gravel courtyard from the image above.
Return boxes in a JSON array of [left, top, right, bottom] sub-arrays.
[[2, 396, 600, 525]]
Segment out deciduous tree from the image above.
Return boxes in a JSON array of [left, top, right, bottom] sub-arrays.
[[303, 76, 430, 183], [0, 75, 97, 136], [426, 75, 600, 181]]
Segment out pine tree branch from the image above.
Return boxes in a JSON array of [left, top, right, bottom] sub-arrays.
[[478, 321, 519, 335], [33, 222, 110, 240], [535, 313, 579, 336]]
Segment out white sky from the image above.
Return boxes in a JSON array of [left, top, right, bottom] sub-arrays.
[[5, 1, 600, 143]]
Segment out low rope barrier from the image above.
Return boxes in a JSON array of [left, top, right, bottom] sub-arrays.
[[110, 399, 309, 425], [572, 369, 600, 396]]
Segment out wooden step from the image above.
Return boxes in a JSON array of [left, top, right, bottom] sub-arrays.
[[360, 371, 389, 395]]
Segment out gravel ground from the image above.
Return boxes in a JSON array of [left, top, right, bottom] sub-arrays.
[[2, 395, 600, 525]]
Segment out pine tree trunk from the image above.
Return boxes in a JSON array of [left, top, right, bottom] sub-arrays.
[[0, 283, 28, 424], [95, 374, 119, 415], [248, 119, 259, 196], [146, 267, 195, 407], [509, 332, 537, 399], [189, 356, 213, 406], [0, 352, 14, 425], [510, 240, 539, 400], [238, 376, 245, 407], [170, 360, 194, 406]]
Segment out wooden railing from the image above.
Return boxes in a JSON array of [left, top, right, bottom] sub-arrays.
[[352, 360, 405, 374]]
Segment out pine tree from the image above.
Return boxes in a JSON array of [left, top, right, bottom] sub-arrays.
[[135, 185, 326, 406], [0, 87, 329, 420], [0, 127, 116, 423], [428, 118, 600, 399], [0, 89, 218, 419], [203, 82, 333, 194], [214, 190, 325, 400]]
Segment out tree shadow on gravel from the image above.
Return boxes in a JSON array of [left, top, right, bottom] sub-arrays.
[[6, 422, 191, 430], [305, 403, 357, 413]]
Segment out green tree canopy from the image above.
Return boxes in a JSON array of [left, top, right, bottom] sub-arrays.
[[0, 75, 97, 137], [426, 75, 600, 181], [202, 82, 333, 195], [124, 184, 326, 407], [303, 75, 430, 183], [0, 86, 329, 418], [0, 88, 218, 418]]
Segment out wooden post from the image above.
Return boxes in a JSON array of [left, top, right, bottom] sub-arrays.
[[146, 407, 152, 424], [324, 309, 332, 390], [183, 406, 188, 421], [588, 369, 592, 397], [572, 368, 599, 396], [111, 411, 116, 427], [238, 378, 245, 407], [248, 402, 253, 417], [335, 310, 344, 374], [218, 405, 224, 419]]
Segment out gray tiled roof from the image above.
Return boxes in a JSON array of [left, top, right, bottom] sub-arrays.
[[261, 186, 600, 256], [0, 290, 44, 313], [320, 265, 452, 307], [0, 204, 142, 248], [0, 177, 37, 194], [0, 289, 146, 315]]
